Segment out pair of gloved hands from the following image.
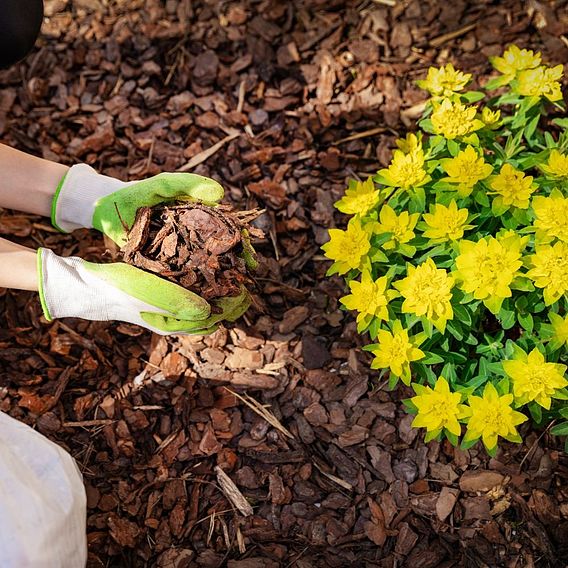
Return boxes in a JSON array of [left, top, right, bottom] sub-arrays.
[[40, 165, 250, 335]]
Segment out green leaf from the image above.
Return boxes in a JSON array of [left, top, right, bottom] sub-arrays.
[[553, 389, 568, 401], [511, 111, 527, 130], [510, 277, 535, 292], [424, 429, 442, 443], [409, 186, 426, 213], [441, 362, 457, 383], [462, 91, 485, 103], [551, 421, 568, 436], [528, 403, 543, 424], [446, 321, 464, 341], [447, 139, 461, 157], [422, 351, 445, 364], [370, 249, 390, 263], [491, 198, 509, 217], [524, 113, 541, 145], [422, 318, 434, 338], [511, 208, 530, 226], [453, 303, 472, 327], [402, 397, 418, 413], [503, 431, 523, 444], [496, 377, 510, 396], [486, 444, 498, 457], [518, 312, 534, 333], [372, 232, 395, 247], [498, 306, 516, 330], [552, 118, 568, 129], [484, 76, 510, 91], [467, 374, 489, 392], [368, 318, 381, 340], [460, 434, 479, 450], [388, 373, 400, 390], [445, 431, 460, 446], [496, 92, 523, 106], [504, 128, 526, 158], [443, 350, 469, 364], [508, 340, 528, 360], [474, 189, 490, 207], [419, 118, 435, 134], [414, 362, 438, 384], [398, 244, 417, 258]]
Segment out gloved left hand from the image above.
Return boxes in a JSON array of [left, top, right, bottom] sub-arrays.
[[51, 164, 225, 246], [37, 248, 250, 335]]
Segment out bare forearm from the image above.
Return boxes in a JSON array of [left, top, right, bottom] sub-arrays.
[[0, 144, 68, 217], [0, 237, 38, 291]]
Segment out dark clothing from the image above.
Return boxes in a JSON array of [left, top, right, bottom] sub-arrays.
[[0, 0, 43, 68]]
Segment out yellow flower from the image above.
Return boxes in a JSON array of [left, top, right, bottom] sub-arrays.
[[532, 189, 568, 243], [490, 45, 541, 80], [431, 99, 484, 140], [340, 271, 397, 330], [323, 217, 371, 275], [489, 163, 537, 209], [335, 177, 381, 217], [422, 200, 471, 242], [416, 63, 472, 97], [411, 376, 470, 437], [374, 204, 419, 250], [540, 149, 568, 179], [502, 347, 568, 410], [514, 65, 564, 102], [548, 312, 568, 348], [442, 145, 493, 197], [454, 233, 526, 314], [378, 148, 430, 190], [464, 382, 528, 452], [395, 133, 422, 154], [368, 320, 424, 384], [481, 107, 501, 129], [526, 241, 568, 305], [393, 258, 455, 332]]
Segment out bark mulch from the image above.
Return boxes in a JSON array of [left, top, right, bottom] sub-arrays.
[[1, 1, 568, 566]]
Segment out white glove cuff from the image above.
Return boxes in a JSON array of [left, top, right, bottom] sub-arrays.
[[52, 164, 132, 233], [37, 248, 170, 333]]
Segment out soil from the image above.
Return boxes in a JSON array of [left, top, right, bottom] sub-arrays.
[[1, 1, 568, 567]]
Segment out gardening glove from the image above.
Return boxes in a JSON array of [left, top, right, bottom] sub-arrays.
[[51, 164, 225, 246], [37, 248, 251, 335]]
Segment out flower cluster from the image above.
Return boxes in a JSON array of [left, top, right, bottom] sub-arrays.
[[324, 46, 568, 454]]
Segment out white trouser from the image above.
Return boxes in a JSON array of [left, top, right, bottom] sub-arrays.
[[0, 411, 87, 567]]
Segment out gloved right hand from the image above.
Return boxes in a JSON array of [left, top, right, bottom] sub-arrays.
[[37, 248, 250, 335], [51, 164, 225, 247]]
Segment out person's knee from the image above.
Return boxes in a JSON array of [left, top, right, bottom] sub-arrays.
[[0, 0, 44, 68]]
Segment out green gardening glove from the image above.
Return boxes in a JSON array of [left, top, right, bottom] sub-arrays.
[[51, 164, 224, 246], [38, 248, 250, 335]]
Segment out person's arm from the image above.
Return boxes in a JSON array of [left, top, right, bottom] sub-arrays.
[[0, 145, 251, 333], [0, 237, 37, 291], [0, 144, 69, 216]]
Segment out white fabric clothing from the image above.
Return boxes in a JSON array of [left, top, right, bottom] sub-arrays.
[[0, 411, 87, 567]]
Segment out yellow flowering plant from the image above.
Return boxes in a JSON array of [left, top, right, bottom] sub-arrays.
[[324, 45, 568, 455]]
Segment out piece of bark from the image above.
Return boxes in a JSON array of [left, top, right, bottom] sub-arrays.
[[214, 465, 254, 516]]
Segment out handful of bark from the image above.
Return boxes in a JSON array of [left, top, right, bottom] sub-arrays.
[[121, 202, 262, 306]]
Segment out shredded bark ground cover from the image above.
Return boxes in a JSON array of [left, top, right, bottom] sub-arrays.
[[1, 1, 568, 567], [122, 203, 261, 300]]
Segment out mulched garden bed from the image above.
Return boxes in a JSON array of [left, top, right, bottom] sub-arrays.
[[1, 0, 567, 566]]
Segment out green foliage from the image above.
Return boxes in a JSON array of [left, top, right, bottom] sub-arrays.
[[324, 45, 568, 453]]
